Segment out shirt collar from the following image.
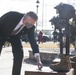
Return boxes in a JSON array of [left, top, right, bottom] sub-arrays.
[[19, 16, 24, 25]]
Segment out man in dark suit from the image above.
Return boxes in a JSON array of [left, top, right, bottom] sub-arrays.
[[0, 11, 43, 75]]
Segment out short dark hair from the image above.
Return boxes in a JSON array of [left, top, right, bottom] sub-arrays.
[[26, 11, 38, 21]]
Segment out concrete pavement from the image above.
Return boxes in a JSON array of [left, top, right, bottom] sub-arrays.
[[0, 46, 51, 75], [0, 42, 75, 75]]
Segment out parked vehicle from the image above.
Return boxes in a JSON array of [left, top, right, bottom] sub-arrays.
[[42, 35, 51, 42], [21, 33, 51, 42], [21, 34, 29, 43]]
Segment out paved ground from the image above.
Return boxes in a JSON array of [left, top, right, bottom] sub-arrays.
[[0, 42, 76, 75], [0, 46, 51, 75]]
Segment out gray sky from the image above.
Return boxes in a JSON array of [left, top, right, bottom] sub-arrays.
[[0, 0, 75, 30]]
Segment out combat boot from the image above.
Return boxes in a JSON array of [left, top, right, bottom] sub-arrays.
[[50, 54, 72, 72]]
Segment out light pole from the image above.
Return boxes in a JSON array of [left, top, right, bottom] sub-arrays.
[[36, 0, 40, 33], [42, 0, 44, 31]]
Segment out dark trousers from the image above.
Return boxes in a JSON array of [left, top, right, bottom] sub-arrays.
[[0, 35, 23, 75]]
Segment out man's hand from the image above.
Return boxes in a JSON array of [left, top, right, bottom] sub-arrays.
[[34, 53, 43, 70], [37, 61, 43, 70]]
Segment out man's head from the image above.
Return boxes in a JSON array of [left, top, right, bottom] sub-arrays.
[[23, 11, 38, 28]]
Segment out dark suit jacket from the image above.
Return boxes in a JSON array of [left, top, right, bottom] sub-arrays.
[[0, 11, 39, 54], [0, 11, 24, 35]]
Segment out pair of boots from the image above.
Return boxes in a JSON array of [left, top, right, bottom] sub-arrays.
[[50, 54, 72, 72]]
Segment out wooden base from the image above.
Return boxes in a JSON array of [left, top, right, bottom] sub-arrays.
[[25, 67, 74, 75]]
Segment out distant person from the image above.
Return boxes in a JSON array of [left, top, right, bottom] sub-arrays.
[[53, 31, 58, 43], [0, 11, 43, 75], [38, 31, 43, 44]]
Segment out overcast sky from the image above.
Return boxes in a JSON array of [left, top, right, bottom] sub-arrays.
[[0, 0, 75, 30]]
